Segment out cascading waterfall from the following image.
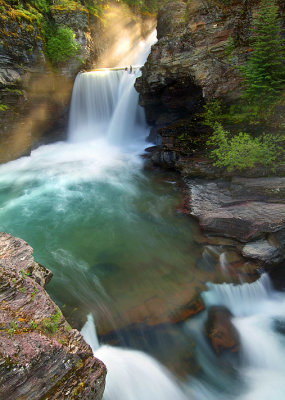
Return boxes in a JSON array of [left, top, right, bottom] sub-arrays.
[[68, 30, 156, 146], [68, 71, 122, 143], [82, 314, 187, 400], [185, 275, 285, 400], [68, 69, 146, 146], [0, 25, 284, 400]]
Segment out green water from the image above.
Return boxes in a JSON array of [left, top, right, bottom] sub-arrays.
[[0, 140, 216, 339]]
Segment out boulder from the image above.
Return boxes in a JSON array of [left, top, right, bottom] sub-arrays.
[[205, 306, 240, 355], [242, 240, 283, 265]]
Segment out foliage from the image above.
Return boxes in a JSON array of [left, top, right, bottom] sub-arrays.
[[29, 0, 50, 13], [46, 26, 80, 64], [83, 0, 105, 16], [207, 123, 284, 171], [7, 321, 18, 335], [241, 0, 285, 113], [42, 310, 62, 334], [29, 319, 38, 329], [0, 104, 9, 111], [202, 100, 224, 127]]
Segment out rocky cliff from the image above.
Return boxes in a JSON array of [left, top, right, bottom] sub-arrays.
[[0, 0, 108, 163], [0, 232, 106, 399], [137, 0, 285, 268], [136, 0, 285, 165]]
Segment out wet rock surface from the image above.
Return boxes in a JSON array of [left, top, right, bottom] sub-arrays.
[[205, 306, 240, 355], [184, 177, 285, 266], [136, 0, 285, 169], [135, 0, 276, 151], [0, 232, 106, 400]]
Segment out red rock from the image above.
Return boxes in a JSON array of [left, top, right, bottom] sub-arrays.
[[0, 232, 106, 400], [205, 306, 240, 355]]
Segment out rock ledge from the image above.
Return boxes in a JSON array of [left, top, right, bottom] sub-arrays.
[[0, 232, 106, 400]]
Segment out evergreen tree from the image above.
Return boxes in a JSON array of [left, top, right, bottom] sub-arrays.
[[241, 0, 285, 111]]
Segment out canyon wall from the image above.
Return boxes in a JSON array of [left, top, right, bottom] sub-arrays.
[[136, 0, 285, 167], [0, 232, 106, 399]]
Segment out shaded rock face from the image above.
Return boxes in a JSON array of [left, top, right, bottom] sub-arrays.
[[0, 1, 106, 164], [136, 0, 285, 161], [205, 306, 240, 355], [0, 232, 106, 400], [135, 0, 245, 151]]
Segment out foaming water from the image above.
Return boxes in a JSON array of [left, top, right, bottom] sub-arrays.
[[1, 25, 285, 400], [203, 274, 274, 316], [185, 275, 285, 400], [82, 314, 187, 400]]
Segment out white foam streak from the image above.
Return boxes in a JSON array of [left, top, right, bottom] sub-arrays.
[[201, 275, 285, 400], [81, 314, 188, 400]]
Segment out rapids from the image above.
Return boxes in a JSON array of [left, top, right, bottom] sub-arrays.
[[0, 29, 284, 400]]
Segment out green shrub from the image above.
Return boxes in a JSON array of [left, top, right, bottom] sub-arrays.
[[0, 104, 9, 111], [83, 0, 104, 16], [29, 0, 50, 13], [46, 26, 80, 64], [207, 123, 284, 171], [42, 310, 62, 334], [202, 100, 224, 127]]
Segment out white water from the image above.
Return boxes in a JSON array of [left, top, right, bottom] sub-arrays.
[[68, 30, 156, 145], [1, 26, 285, 400], [82, 314, 188, 400], [79, 273, 285, 400], [187, 275, 285, 400]]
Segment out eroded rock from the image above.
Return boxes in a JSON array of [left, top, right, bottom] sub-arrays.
[[0, 232, 106, 400]]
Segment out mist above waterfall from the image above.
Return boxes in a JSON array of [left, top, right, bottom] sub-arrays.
[[95, 4, 156, 69]]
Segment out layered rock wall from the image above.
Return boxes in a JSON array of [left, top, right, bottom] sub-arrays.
[[0, 232, 106, 399], [136, 0, 285, 164]]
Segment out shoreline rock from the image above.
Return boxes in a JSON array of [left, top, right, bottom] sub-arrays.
[[0, 232, 106, 400], [184, 177, 285, 267]]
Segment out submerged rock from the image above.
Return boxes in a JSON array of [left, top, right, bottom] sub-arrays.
[[205, 306, 240, 355], [0, 232, 106, 400]]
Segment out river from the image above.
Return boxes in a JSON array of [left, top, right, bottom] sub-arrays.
[[0, 31, 284, 400]]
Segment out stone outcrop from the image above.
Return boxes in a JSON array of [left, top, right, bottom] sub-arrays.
[[138, 0, 285, 269], [185, 177, 285, 266], [136, 0, 285, 161], [135, 0, 247, 151], [0, 0, 107, 164], [0, 232, 106, 399], [205, 306, 240, 355]]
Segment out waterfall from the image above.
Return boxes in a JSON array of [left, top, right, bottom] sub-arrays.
[[1, 25, 284, 400], [202, 274, 274, 316], [186, 275, 285, 400], [68, 31, 156, 146], [81, 314, 187, 400]]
